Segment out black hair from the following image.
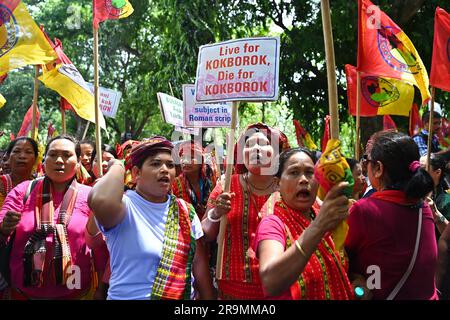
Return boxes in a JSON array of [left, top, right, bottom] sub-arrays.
[[45, 135, 80, 158], [7, 137, 39, 158], [276, 147, 316, 178], [345, 158, 359, 172], [91, 143, 118, 164], [75, 139, 95, 158], [430, 154, 450, 191], [368, 130, 433, 199], [422, 111, 442, 124]]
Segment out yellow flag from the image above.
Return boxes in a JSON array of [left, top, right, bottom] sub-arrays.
[[0, 1, 57, 76], [0, 93, 5, 108], [38, 38, 106, 129], [39, 64, 106, 129]]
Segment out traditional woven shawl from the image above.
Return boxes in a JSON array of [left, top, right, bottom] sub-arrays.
[[172, 170, 214, 220], [23, 177, 78, 287], [150, 195, 196, 300], [274, 200, 354, 300]]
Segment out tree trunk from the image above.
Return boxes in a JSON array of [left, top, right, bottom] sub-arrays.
[[74, 113, 85, 140], [391, 0, 426, 26]]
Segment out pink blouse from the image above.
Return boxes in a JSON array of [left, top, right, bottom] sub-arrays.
[[0, 180, 93, 299]]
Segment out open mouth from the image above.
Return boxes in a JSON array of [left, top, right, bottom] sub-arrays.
[[249, 153, 266, 165], [296, 189, 311, 200], [158, 176, 170, 184], [54, 168, 65, 173]]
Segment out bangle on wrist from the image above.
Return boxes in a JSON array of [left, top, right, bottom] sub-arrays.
[[436, 213, 447, 224], [207, 210, 221, 223], [294, 238, 307, 258]]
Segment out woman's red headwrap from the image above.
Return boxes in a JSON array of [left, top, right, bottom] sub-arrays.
[[233, 123, 290, 174]]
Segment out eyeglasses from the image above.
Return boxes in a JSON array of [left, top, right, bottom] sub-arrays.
[[361, 154, 373, 170]]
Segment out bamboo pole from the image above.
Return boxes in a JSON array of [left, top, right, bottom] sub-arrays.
[[82, 121, 90, 140], [214, 128, 222, 176], [31, 66, 39, 140], [426, 87, 435, 172], [93, 27, 103, 177], [215, 101, 238, 280], [168, 82, 175, 97], [61, 107, 66, 134], [321, 0, 339, 139], [355, 72, 361, 160]]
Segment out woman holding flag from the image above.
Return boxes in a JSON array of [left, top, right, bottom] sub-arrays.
[[254, 148, 354, 300]]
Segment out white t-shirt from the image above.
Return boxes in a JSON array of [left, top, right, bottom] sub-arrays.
[[97, 190, 203, 300]]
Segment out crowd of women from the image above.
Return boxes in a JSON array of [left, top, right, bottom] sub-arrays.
[[0, 122, 449, 300]]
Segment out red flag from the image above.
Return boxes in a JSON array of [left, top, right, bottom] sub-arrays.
[[17, 105, 40, 137], [357, 0, 430, 105], [383, 115, 397, 131], [321, 115, 331, 153], [60, 97, 74, 112], [430, 7, 450, 92], [409, 103, 422, 136], [293, 119, 306, 147], [293, 119, 317, 149], [0, 74, 7, 84], [93, 0, 134, 29], [47, 122, 56, 139]]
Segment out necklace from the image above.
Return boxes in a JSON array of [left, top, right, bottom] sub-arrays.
[[244, 172, 275, 192]]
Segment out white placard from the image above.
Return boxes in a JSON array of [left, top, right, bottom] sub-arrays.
[[157, 92, 184, 127], [183, 84, 232, 128], [195, 37, 280, 103], [87, 84, 122, 118]]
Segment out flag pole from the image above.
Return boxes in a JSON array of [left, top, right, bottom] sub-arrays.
[[82, 121, 90, 140], [31, 66, 40, 140], [321, 0, 339, 139], [214, 128, 223, 176], [93, 26, 103, 177], [216, 101, 238, 280], [355, 71, 361, 160], [168, 82, 175, 97], [61, 107, 66, 134], [426, 87, 435, 172]]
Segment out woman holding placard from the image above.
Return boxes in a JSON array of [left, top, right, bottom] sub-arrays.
[[202, 123, 290, 299]]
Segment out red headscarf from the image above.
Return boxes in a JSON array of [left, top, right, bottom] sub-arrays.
[[127, 136, 173, 169]]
